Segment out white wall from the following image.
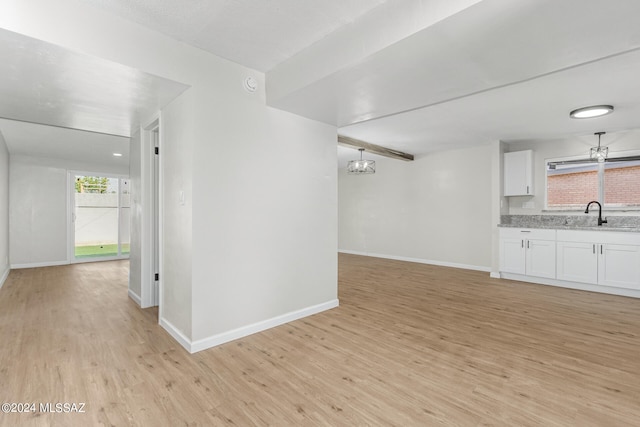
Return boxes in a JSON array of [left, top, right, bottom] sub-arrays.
[[0, 131, 9, 287], [339, 144, 493, 271], [9, 155, 128, 267], [191, 106, 337, 342], [1, 0, 338, 351], [10, 156, 68, 266], [161, 90, 194, 339], [128, 130, 142, 301], [505, 129, 640, 215]]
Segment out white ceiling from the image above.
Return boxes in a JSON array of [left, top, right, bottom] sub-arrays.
[[266, 0, 640, 160], [2, 0, 640, 167], [81, 0, 389, 72], [0, 27, 188, 165], [0, 118, 130, 169]]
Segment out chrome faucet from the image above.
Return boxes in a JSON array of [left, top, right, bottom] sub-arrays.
[[585, 201, 607, 226]]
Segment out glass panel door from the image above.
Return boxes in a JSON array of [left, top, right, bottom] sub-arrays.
[[73, 175, 129, 260], [120, 179, 131, 255]]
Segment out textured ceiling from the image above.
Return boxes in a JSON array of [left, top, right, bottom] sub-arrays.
[[1, 118, 130, 170], [3, 0, 640, 167], [0, 28, 189, 138], [81, 0, 388, 72]]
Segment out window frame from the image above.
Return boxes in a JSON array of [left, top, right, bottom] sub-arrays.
[[67, 171, 131, 263], [544, 149, 640, 212]]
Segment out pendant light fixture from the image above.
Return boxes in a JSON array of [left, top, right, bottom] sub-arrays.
[[347, 148, 375, 174], [590, 131, 608, 162]]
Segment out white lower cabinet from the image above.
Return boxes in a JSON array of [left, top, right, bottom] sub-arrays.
[[599, 243, 640, 289], [526, 239, 557, 279], [499, 228, 556, 279], [556, 230, 640, 290], [556, 241, 598, 284]]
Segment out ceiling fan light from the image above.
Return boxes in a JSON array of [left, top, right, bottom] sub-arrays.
[[570, 105, 614, 119]]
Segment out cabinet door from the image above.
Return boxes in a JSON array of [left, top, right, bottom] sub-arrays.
[[500, 237, 526, 274], [598, 244, 640, 289], [504, 150, 533, 196], [557, 241, 598, 284], [526, 239, 556, 279]]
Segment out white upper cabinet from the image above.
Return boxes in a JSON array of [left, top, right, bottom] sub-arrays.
[[504, 150, 533, 196]]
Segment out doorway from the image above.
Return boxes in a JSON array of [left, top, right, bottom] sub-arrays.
[[152, 127, 160, 306], [139, 117, 161, 310], [71, 173, 130, 262]]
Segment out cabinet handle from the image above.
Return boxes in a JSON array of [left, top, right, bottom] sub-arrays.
[[593, 244, 595, 254], [600, 244, 603, 255], [521, 240, 524, 248], [526, 185, 529, 194], [527, 240, 530, 249]]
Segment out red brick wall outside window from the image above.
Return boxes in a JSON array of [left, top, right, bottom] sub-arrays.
[[547, 164, 640, 208]]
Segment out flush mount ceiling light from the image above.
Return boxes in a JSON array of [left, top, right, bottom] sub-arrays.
[[347, 148, 375, 174], [569, 105, 614, 119], [112, 152, 123, 157], [590, 131, 608, 162]]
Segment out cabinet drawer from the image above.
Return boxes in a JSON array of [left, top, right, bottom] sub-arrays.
[[557, 230, 640, 245], [499, 228, 556, 241]]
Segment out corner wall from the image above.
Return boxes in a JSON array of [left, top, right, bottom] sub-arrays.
[[339, 144, 493, 271], [0, 131, 9, 288], [191, 103, 337, 345]]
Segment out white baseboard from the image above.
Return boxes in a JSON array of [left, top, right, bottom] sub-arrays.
[[191, 299, 339, 353], [339, 250, 491, 273], [161, 299, 340, 354], [489, 272, 502, 279], [159, 317, 192, 353], [500, 272, 640, 299], [128, 289, 142, 306], [0, 266, 9, 290], [11, 260, 69, 269]]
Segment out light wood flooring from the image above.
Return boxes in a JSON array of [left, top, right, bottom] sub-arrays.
[[1, 254, 640, 426]]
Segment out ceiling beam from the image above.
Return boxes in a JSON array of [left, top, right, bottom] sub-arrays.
[[338, 135, 414, 161]]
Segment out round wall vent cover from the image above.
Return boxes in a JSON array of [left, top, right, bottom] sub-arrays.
[[243, 76, 258, 92]]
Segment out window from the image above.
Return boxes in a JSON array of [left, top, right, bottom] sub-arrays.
[[547, 156, 640, 209]]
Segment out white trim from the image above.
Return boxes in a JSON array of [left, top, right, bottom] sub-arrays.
[[191, 299, 339, 353], [140, 114, 161, 311], [73, 255, 130, 264], [0, 267, 9, 289], [500, 272, 640, 299], [338, 250, 491, 273], [163, 299, 340, 354], [489, 272, 502, 279], [128, 289, 142, 305], [11, 260, 69, 269], [159, 316, 192, 352]]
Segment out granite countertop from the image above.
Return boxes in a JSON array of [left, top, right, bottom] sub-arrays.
[[499, 215, 640, 233]]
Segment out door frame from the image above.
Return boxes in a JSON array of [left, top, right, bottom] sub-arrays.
[[67, 171, 130, 263], [140, 115, 163, 311]]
